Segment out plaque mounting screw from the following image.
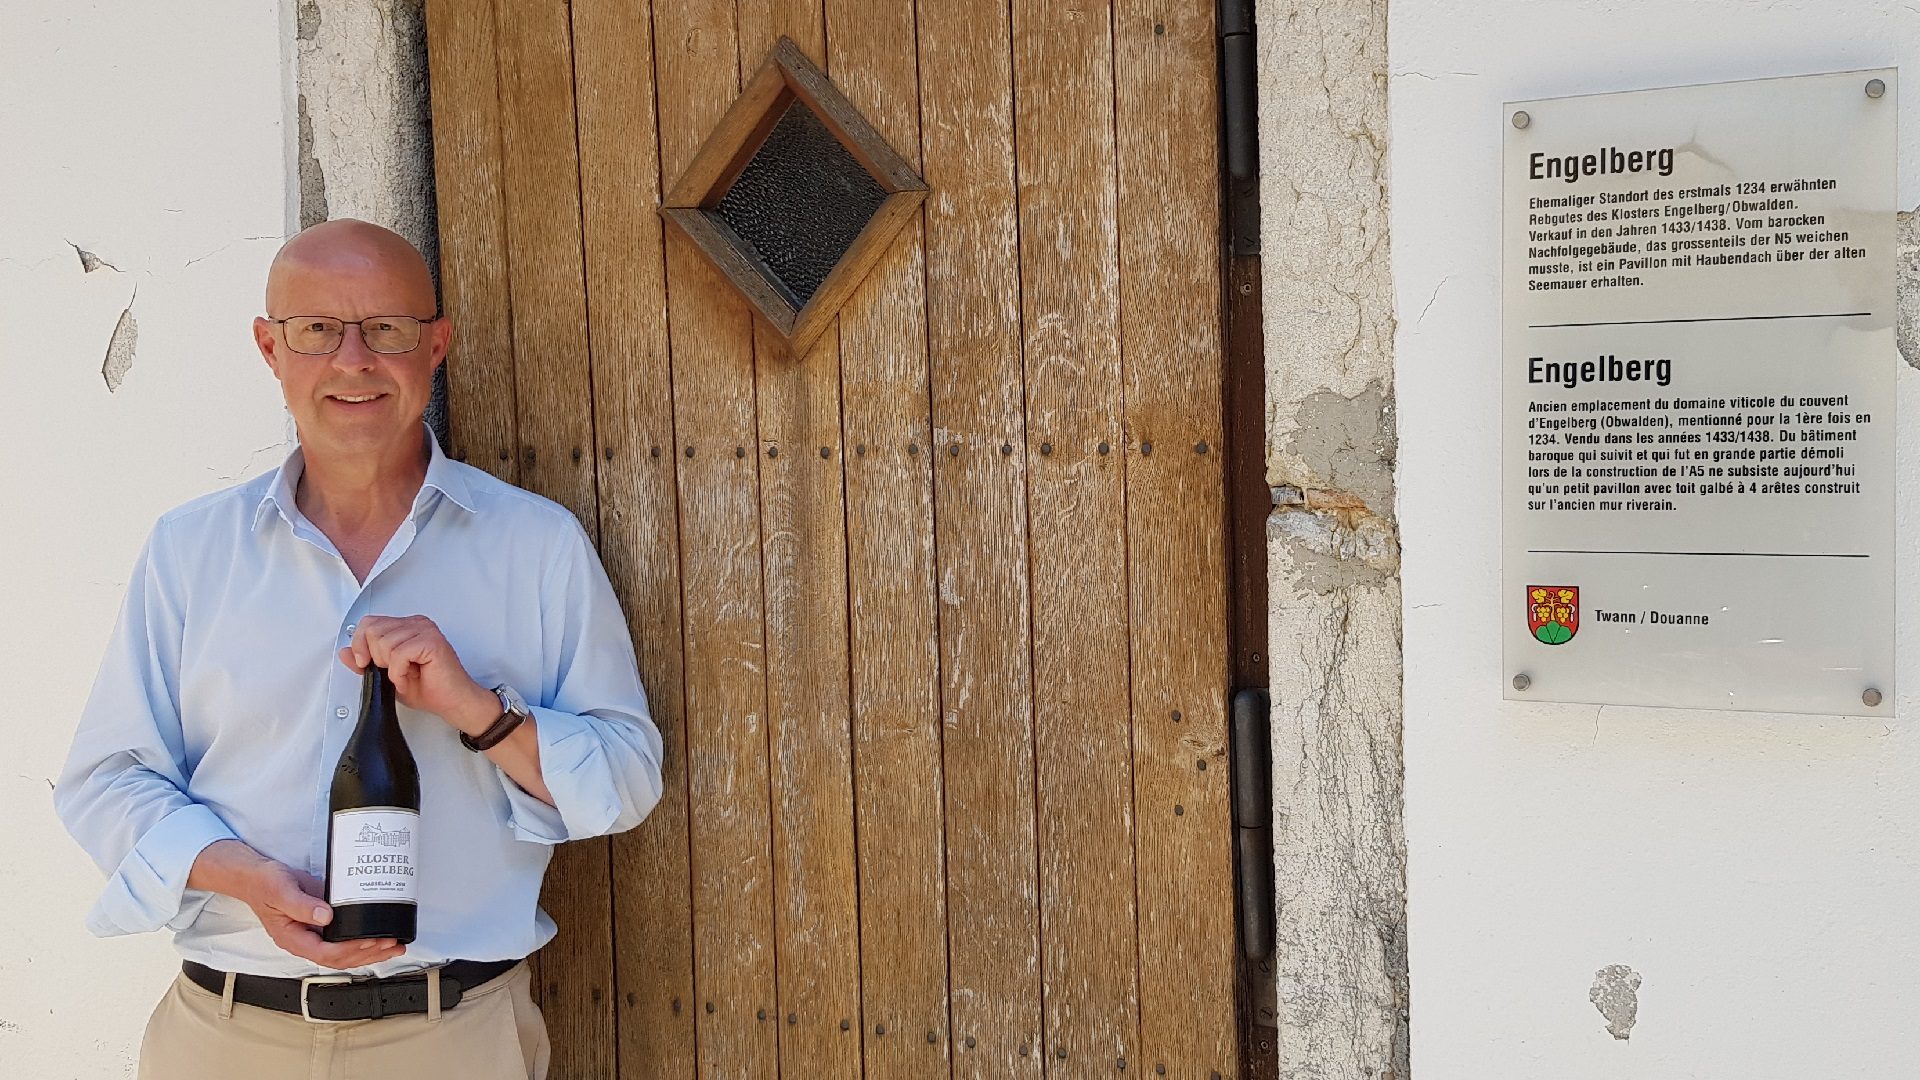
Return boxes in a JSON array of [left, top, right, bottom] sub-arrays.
[[1512, 674, 1532, 691], [1866, 79, 1887, 99], [1863, 688, 1883, 707], [1511, 110, 1531, 129]]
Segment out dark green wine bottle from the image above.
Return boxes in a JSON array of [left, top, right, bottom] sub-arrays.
[[322, 665, 420, 943]]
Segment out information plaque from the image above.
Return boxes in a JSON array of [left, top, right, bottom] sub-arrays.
[[1502, 70, 1896, 714]]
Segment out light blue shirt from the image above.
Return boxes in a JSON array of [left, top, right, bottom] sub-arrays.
[[55, 427, 664, 977]]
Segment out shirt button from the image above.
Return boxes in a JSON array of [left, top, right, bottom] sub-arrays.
[[335, 707, 349, 719]]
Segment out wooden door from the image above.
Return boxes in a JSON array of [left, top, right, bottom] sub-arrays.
[[424, 1, 1238, 1077]]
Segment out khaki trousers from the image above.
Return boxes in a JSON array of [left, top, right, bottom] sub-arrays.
[[138, 962, 549, 1080]]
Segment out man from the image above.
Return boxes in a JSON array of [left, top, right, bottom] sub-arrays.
[[55, 219, 663, 1079]]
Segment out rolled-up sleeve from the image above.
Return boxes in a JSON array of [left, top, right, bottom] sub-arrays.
[[55, 522, 238, 936], [498, 514, 664, 844]]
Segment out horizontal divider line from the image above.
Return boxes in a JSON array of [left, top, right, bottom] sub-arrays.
[[1528, 549, 1868, 558], [1528, 312, 1872, 329]]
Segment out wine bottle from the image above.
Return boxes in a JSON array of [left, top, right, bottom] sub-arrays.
[[322, 664, 420, 943]]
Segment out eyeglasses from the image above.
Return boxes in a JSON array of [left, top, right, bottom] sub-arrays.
[[270, 315, 439, 356]]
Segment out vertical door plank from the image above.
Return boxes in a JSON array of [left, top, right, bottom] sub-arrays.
[[569, 0, 699, 1076], [424, 0, 516, 480], [753, 311, 861, 1080], [735, 0, 823, 64], [652, 0, 781, 1076], [826, 4, 949, 1078], [492, 0, 613, 1074], [1009, 0, 1142, 1071], [730, 14, 863, 1080], [494, 0, 600, 527], [1112, 5, 1238, 1078], [916, 0, 1046, 1076]]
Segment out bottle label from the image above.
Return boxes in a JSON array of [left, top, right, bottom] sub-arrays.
[[329, 807, 421, 906]]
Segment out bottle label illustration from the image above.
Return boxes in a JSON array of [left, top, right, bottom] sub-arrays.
[[329, 806, 421, 906]]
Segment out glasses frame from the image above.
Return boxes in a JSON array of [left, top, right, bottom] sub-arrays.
[[269, 314, 443, 356]]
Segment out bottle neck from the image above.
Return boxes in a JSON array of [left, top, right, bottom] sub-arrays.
[[358, 665, 398, 723]]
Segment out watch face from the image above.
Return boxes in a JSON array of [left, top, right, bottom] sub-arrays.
[[496, 684, 530, 716]]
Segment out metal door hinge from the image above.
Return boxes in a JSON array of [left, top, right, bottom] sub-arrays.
[[1218, 0, 1260, 255], [1231, 687, 1274, 961]]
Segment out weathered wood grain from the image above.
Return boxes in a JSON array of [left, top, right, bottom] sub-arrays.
[[654, 0, 781, 1075], [423, 0, 515, 479], [492, 0, 598, 527], [490, 0, 613, 1073], [1112, 3, 1239, 1077], [917, 0, 1047, 1074], [569, 0, 699, 1075], [1009, 0, 1144, 1072], [429, 2, 1254, 1075], [751, 312, 862, 1080], [825, 2, 950, 1076], [727, 16, 864, 1080]]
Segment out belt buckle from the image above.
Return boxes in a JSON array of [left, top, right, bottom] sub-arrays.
[[299, 973, 358, 1023]]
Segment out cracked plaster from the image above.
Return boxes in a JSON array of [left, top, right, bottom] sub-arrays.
[[1898, 208, 1918, 368], [1256, 0, 1408, 1078], [296, 0, 435, 260], [100, 297, 138, 393], [1589, 964, 1643, 1041]]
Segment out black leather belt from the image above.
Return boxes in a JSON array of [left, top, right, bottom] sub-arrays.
[[183, 958, 519, 1022]]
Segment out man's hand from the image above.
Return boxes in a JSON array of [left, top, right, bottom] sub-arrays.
[[189, 839, 404, 970], [342, 615, 556, 808], [253, 864, 407, 970], [341, 615, 498, 736]]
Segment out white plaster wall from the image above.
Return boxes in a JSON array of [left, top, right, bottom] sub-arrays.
[[0, 2, 295, 1074], [1393, 4, 1920, 1078]]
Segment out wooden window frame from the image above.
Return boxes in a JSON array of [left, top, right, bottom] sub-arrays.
[[660, 37, 927, 358]]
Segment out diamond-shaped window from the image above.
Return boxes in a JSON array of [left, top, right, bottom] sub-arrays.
[[662, 38, 927, 358]]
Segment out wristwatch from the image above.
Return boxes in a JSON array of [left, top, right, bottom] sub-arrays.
[[461, 683, 531, 752]]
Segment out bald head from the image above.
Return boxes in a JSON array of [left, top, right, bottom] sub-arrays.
[[265, 219, 436, 316], [253, 218, 450, 465]]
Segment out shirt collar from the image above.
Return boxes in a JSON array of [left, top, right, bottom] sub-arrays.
[[252, 423, 476, 532]]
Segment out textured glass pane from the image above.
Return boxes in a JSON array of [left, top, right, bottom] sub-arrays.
[[708, 100, 888, 308]]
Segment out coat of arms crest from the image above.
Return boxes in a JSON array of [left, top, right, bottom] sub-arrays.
[[1527, 585, 1579, 645]]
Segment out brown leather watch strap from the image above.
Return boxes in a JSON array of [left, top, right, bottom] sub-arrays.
[[460, 698, 527, 752]]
